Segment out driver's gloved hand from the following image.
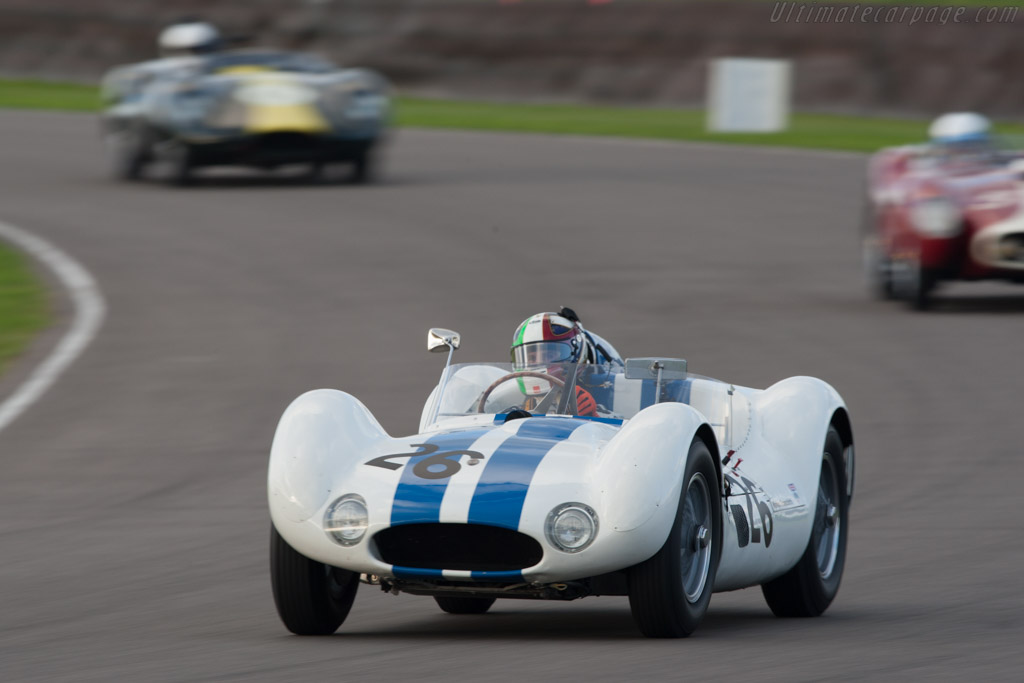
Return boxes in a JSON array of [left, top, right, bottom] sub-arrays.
[[575, 386, 598, 417]]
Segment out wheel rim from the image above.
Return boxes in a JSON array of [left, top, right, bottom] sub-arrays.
[[814, 453, 841, 579], [679, 471, 712, 602]]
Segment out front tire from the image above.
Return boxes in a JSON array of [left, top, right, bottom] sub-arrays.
[[166, 143, 195, 187], [761, 426, 849, 617], [270, 524, 359, 635], [627, 438, 721, 638], [107, 124, 152, 181], [906, 260, 936, 311], [351, 147, 376, 184], [434, 596, 496, 614], [863, 238, 895, 301]]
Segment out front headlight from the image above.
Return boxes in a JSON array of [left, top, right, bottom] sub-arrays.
[[545, 503, 598, 553], [233, 82, 318, 107], [344, 91, 388, 121], [908, 196, 961, 238], [169, 89, 220, 124], [324, 494, 368, 546]]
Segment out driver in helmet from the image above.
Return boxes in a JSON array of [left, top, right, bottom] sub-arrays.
[[926, 112, 997, 164], [157, 19, 224, 58], [509, 307, 622, 418]]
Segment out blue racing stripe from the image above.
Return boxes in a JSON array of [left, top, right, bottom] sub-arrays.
[[390, 567, 525, 582], [640, 378, 692, 408], [640, 379, 658, 409], [392, 566, 445, 579], [467, 418, 587, 530], [390, 429, 491, 526], [673, 379, 692, 405]]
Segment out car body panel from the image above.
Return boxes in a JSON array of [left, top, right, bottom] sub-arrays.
[[866, 145, 1024, 282], [268, 362, 852, 595], [100, 50, 391, 170]]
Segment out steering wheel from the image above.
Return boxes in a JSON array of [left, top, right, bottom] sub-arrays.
[[477, 371, 566, 413]]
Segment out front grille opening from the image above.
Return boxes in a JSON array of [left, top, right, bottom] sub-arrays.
[[1000, 235, 1024, 261], [374, 523, 543, 571], [258, 132, 316, 151]]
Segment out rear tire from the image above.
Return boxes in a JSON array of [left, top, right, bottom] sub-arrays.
[[433, 596, 496, 614], [270, 524, 359, 635], [761, 426, 848, 617], [627, 439, 721, 638]]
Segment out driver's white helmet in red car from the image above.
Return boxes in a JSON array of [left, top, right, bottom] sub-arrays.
[[928, 112, 992, 146]]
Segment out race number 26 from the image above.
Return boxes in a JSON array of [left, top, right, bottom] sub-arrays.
[[726, 474, 773, 549], [366, 444, 485, 480]]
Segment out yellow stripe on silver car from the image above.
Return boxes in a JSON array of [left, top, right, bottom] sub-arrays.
[[234, 78, 330, 133]]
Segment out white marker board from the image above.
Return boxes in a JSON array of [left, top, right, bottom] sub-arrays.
[[707, 58, 792, 133]]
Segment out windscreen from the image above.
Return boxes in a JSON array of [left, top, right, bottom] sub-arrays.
[[204, 51, 336, 75], [431, 361, 705, 423]]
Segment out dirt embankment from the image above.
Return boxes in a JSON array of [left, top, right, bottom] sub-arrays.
[[1, 0, 1022, 116]]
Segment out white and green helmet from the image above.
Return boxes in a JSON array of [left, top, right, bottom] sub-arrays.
[[510, 312, 588, 369]]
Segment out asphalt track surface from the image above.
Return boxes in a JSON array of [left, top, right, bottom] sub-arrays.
[[1, 110, 1023, 682]]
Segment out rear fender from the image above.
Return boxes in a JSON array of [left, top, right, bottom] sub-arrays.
[[756, 376, 848, 550]]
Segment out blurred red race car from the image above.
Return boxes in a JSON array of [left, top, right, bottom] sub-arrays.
[[862, 113, 1024, 309]]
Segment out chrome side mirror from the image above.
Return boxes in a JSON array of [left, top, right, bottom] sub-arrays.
[[427, 328, 461, 425], [427, 328, 460, 353]]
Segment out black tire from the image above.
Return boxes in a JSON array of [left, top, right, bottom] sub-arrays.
[[433, 596, 496, 614], [270, 524, 359, 635], [627, 439, 721, 638], [107, 124, 151, 181], [351, 147, 375, 184], [307, 161, 326, 184], [906, 260, 935, 311], [863, 238, 895, 301], [166, 143, 195, 187], [859, 197, 897, 301], [761, 426, 849, 617]]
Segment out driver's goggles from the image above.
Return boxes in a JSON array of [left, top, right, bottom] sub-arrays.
[[512, 342, 575, 366]]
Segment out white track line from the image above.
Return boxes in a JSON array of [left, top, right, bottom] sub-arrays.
[[0, 220, 106, 434]]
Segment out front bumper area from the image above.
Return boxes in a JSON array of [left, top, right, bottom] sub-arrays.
[[182, 132, 375, 167], [971, 224, 1024, 274]]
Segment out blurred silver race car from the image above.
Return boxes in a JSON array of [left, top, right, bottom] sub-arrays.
[[100, 45, 391, 185]]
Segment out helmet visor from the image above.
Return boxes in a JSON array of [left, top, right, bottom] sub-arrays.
[[512, 342, 576, 367]]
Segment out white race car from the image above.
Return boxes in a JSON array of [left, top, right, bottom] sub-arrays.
[[268, 329, 855, 638]]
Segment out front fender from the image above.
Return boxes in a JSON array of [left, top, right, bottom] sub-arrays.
[[268, 389, 389, 524], [593, 402, 708, 551]]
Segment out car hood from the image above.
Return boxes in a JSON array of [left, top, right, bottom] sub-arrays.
[[386, 416, 618, 529]]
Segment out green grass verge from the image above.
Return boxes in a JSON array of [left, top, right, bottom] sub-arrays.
[[0, 79, 100, 113], [3, 77, 1024, 153], [0, 242, 50, 377], [397, 98, 1024, 153]]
